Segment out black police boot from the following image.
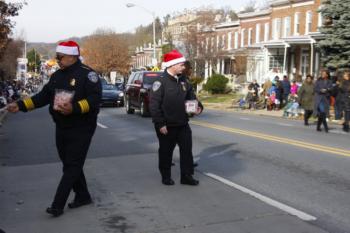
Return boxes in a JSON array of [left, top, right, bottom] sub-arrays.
[[46, 207, 64, 217], [181, 175, 199, 186], [193, 162, 198, 168], [162, 177, 175, 185], [316, 115, 322, 131], [68, 198, 93, 209], [343, 124, 350, 133]]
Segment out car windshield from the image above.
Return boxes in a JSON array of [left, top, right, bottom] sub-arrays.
[[143, 73, 162, 85], [103, 84, 117, 90]]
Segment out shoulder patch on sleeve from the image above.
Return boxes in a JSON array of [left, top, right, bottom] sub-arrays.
[[88, 72, 99, 83], [152, 81, 161, 92]]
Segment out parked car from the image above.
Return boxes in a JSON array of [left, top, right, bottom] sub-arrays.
[[101, 83, 124, 107], [124, 71, 163, 117]]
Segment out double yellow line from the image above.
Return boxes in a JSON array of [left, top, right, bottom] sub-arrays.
[[191, 120, 350, 157]]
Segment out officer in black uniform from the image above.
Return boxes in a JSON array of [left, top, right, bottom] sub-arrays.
[[7, 41, 102, 217], [150, 50, 201, 186]]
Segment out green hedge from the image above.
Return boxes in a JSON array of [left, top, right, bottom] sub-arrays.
[[203, 74, 229, 94]]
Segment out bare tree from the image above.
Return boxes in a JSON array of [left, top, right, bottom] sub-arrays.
[[0, 39, 23, 80], [0, 1, 26, 59], [81, 30, 131, 76]]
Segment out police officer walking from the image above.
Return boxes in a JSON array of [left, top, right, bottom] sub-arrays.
[[7, 41, 102, 217], [150, 50, 201, 186]]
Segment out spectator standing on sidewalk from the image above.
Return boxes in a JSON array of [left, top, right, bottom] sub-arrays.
[[298, 75, 314, 126], [6, 41, 102, 217], [282, 75, 291, 106], [150, 50, 201, 186], [339, 71, 350, 132], [314, 70, 333, 133], [290, 80, 299, 97]]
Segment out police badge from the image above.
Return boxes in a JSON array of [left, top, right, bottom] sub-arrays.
[[70, 78, 76, 86], [88, 72, 98, 83], [181, 82, 186, 91], [152, 81, 161, 92]]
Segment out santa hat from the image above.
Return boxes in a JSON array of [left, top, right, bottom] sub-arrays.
[[163, 50, 186, 68], [56, 41, 80, 56]]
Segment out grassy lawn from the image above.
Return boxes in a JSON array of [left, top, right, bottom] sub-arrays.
[[198, 93, 243, 104]]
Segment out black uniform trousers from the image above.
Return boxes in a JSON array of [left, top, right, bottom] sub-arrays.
[[155, 124, 194, 179], [52, 124, 96, 209]]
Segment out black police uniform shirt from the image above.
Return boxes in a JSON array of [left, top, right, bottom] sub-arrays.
[[150, 70, 198, 129], [17, 60, 102, 128]]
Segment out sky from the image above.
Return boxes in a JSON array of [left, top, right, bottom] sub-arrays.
[[10, 0, 254, 43]]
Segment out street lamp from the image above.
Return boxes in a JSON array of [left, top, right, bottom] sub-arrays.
[[126, 3, 157, 66]]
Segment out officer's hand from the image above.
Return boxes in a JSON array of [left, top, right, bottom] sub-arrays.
[[6, 102, 19, 113], [159, 126, 168, 135], [57, 102, 73, 115]]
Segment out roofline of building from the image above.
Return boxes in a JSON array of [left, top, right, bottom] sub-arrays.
[[238, 8, 272, 19], [215, 20, 240, 30]]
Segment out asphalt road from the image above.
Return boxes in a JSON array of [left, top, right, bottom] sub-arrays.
[[0, 106, 349, 233]]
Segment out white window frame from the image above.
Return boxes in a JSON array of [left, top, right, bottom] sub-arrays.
[[222, 34, 226, 50], [283, 17, 291, 37], [234, 31, 239, 49], [273, 18, 281, 40], [256, 23, 261, 43], [305, 11, 312, 34], [264, 23, 270, 42], [216, 35, 220, 50], [248, 28, 252, 46], [227, 32, 232, 50], [241, 29, 245, 47], [294, 12, 300, 35]]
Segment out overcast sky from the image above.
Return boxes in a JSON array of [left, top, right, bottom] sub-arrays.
[[11, 0, 255, 43]]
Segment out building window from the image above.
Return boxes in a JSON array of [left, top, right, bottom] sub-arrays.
[[205, 37, 209, 53], [211, 37, 214, 53], [269, 55, 284, 72], [227, 32, 232, 50], [256, 23, 261, 43], [216, 35, 220, 50], [306, 11, 312, 34], [318, 11, 323, 29], [264, 23, 270, 41], [294, 12, 300, 35], [222, 34, 226, 50], [283, 17, 291, 37], [234, 31, 239, 49], [248, 28, 252, 46], [273, 18, 281, 40], [241, 29, 245, 47]]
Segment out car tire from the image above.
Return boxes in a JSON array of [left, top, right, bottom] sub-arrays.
[[140, 100, 149, 117], [125, 99, 134, 114]]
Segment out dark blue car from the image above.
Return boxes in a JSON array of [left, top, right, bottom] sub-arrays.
[[101, 83, 124, 107]]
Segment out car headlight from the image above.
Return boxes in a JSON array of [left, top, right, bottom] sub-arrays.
[[119, 92, 124, 97]]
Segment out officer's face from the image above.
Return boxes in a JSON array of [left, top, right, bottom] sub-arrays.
[[56, 53, 78, 69], [172, 62, 186, 75]]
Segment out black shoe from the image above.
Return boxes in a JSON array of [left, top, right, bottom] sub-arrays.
[[162, 178, 175, 185], [193, 163, 198, 168], [171, 162, 175, 166], [343, 124, 349, 132], [181, 175, 199, 186], [316, 128, 322, 132], [46, 207, 63, 217], [68, 198, 92, 209]]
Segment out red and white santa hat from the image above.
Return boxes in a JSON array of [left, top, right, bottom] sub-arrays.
[[163, 50, 186, 68], [56, 40, 80, 56]]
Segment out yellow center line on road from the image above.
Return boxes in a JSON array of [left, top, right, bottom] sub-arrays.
[[191, 120, 350, 157]]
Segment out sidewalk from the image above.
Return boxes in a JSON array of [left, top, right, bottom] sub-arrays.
[[203, 102, 344, 125], [0, 153, 328, 233]]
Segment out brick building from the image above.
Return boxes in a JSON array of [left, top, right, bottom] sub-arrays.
[[195, 0, 324, 85]]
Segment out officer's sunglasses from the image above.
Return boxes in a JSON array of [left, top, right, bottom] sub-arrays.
[[56, 54, 65, 61]]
